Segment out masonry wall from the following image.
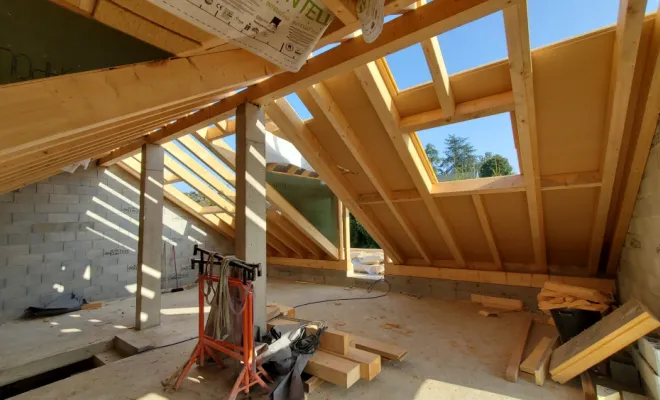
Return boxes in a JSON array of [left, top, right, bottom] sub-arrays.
[[618, 127, 660, 318], [0, 165, 233, 322]]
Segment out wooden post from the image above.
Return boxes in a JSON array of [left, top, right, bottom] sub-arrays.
[[235, 102, 267, 332], [135, 143, 164, 330], [337, 199, 345, 261]]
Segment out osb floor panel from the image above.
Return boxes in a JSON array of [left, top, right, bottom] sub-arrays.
[[7, 279, 581, 399]]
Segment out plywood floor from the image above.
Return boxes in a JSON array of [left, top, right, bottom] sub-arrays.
[[5, 279, 582, 399]]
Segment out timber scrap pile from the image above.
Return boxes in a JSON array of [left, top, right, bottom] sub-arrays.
[[537, 281, 613, 313], [266, 305, 407, 394]]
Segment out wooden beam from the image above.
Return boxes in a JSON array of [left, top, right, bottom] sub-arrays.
[[266, 221, 309, 258], [337, 200, 345, 261], [321, 0, 358, 25], [355, 62, 466, 266], [503, 0, 546, 271], [550, 299, 660, 384], [161, 142, 236, 204], [267, 210, 324, 259], [306, 82, 432, 264], [472, 194, 502, 269], [111, 0, 509, 152], [267, 257, 349, 270], [304, 351, 360, 389], [357, 171, 602, 204], [265, 98, 406, 263], [202, 137, 338, 260], [606, 8, 660, 275], [163, 154, 235, 216], [135, 143, 164, 330], [0, 49, 277, 160], [587, 0, 647, 275], [399, 91, 515, 133], [177, 135, 237, 187], [505, 315, 533, 382], [266, 232, 291, 257], [118, 159, 235, 238], [420, 1, 455, 116], [350, 336, 408, 361], [385, 263, 615, 293]]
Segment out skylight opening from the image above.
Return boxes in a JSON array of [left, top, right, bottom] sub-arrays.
[[528, 0, 659, 50], [285, 93, 313, 121], [173, 139, 235, 195], [436, 11, 507, 75], [416, 113, 520, 182], [384, 43, 432, 90]]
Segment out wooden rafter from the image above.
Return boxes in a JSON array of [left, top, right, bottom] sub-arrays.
[[503, 0, 546, 271], [265, 98, 406, 263], [357, 171, 603, 204], [266, 220, 308, 258], [587, 0, 647, 275], [177, 135, 237, 187], [267, 210, 323, 259], [355, 62, 466, 266], [161, 141, 236, 204], [607, 8, 660, 275], [321, 0, 358, 25], [472, 194, 502, 269], [191, 134, 339, 260], [306, 82, 433, 264], [267, 232, 291, 257], [419, 0, 455, 116], [102, 0, 509, 160]]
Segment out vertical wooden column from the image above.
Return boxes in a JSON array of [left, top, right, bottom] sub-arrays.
[[337, 199, 345, 261], [235, 102, 267, 332], [135, 143, 164, 330]]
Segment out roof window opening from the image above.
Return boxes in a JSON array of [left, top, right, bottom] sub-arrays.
[[417, 113, 520, 182], [436, 11, 507, 75], [528, 0, 659, 50], [384, 43, 432, 90], [285, 93, 313, 121]]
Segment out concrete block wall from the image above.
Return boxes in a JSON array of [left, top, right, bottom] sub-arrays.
[[619, 126, 660, 318], [267, 264, 541, 310], [0, 165, 233, 322]]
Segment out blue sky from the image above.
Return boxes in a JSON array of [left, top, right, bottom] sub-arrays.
[[176, 0, 658, 194]]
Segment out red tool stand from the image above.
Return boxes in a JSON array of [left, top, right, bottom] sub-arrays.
[[171, 245, 271, 399]]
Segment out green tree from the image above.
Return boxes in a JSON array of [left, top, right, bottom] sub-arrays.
[[479, 153, 514, 177], [424, 143, 442, 177], [186, 191, 213, 206], [349, 214, 379, 249], [439, 134, 478, 180]]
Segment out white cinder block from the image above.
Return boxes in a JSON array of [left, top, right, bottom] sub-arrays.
[[7, 254, 44, 267], [12, 213, 47, 225], [37, 184, 54, 194], [35, 204, 68, 213], [13, 194, 50, 204], [48, 214, 79, 223], [0, 245, 29, 258], [49, 194, 80, 204], [30, 242, 64, 255]]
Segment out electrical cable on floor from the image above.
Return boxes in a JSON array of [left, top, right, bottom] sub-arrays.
[[290, 321, 328, 354], [292, 278, 391, 309]]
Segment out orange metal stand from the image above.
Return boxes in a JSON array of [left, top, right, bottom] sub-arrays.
[[172, 269, 271, 398]]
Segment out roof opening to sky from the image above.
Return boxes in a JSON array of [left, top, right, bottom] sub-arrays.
[[416, 113, 519, 182], [383, 43, 431, 90], [285, 93, 313, 121]]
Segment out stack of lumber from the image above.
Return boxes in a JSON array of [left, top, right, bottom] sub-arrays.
[[518, 322, 559, 386], [549, 299, 660, 384], [266, 303, 295, 320], [537, 281, 612, 312], [267, 316, 407, 392]]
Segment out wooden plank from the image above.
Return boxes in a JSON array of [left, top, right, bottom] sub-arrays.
[[420, 17, 455, 116], [265, 99, 406, 263], [306, 327, 350, 355], [266, 223, 309, 258], [177, 135, 237, 186], [399, 91, 514, 133], [471, 294, 523, 311], [543, 281, 612, 304], [0, 49, 276, 160], [324, 347, 381, 381], [520, 335, 558, 386], [550, 299, 660, 384], [503, 1, 546, 272], [582, 372, 598, 400], [304, 376, 324, 394], [267, 257, 348, 270], [587, 0, 647, 275], [505, 315, 533, 382], [321, 0, 358, 25], [606, 8, 660, 275], [355, 61, 466, 266], [115, 0, 509, 151], [350, 335, 408, 361], [472, 194, 502, 269], [304, 351, 360, 388], [306, 82, 432, 263]]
